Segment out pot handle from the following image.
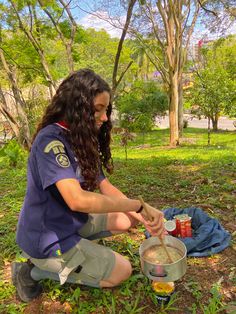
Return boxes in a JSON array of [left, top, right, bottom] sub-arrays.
[[149, 270, 168, 277]]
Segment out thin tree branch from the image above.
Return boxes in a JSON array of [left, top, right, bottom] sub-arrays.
[[145, 2, 165, 50], [112, 0, 136, 93], [198, 0, 218, 16], [9, 0, 42, 53], [38, 0, 66, 45], [27, 2, 33, 33], [116, 61, 133, 87], [133, 32, 169, 85], [58, 0, 78, 45], [75, 3, 124, 30], [219, 0, 236, 17], [0, 102, 19, 126], [184, 3, 200, 52], [182, 0, 191, 35], [157, 0, 169, 45], [0, 46, 42, 73]]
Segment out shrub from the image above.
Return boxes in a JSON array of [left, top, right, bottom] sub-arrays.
[[0, 140, 26, 167]]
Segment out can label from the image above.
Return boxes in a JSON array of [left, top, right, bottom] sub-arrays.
[[152, 281, 175, 305], [173, 214, 192, 238], [185, 218, 192, 237], [155, 294, 172, 304]]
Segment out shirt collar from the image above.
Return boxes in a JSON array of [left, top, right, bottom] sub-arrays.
[[55, 121, 69, 131]]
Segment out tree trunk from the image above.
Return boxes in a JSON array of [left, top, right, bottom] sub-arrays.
[[58, 0, 78, 72], [0, 87, 20, 139], [178, 74, 183, 136], [66, 44, 74, 73], [211, 114, 218, 131], [0, 48, 31, 148], [208, 116, 211, 145], [169, 73, 179, 146], [37, 49, 56, 99]]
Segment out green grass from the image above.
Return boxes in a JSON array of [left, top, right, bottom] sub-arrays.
[[0, 127, 235, 313]]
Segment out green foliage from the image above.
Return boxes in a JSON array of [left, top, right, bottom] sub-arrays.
[[126, 38, 157, 82], [74, 26, 88, 44], [120, 292, 147, 313], [77, 28, 136, 84], [0, 1, 88, 88], [139, 0, 146, 5], [0, 280, 26, 313], [58, 20, 72, 39], [1, 30, 42, 84], [116, 80, 168, 133], [155, 292, 180, 314], [0, 139, 26, 167], [25, 96, 49, 134], [187, 281, 224, 314], [0, 279, 15, 301], [134, 114, 153, 133], [190, 35, 236, 124], [201, 284, 224, 314]]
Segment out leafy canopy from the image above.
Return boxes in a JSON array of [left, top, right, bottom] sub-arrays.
[[116, 80, 168, 132], [190, 35, 236, 118]]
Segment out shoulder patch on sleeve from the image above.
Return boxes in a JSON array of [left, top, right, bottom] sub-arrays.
[[56, 154, 71, 168], [44, 140, 66, 154]]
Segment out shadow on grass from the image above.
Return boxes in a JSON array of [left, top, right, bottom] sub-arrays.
[[176, 143, 236, 150], [111, 152, 235, 209]]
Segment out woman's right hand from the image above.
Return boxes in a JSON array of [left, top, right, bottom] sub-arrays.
[[140, 203, 165, 237]]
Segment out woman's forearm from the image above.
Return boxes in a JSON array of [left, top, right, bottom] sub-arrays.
[[56, 178, 141, 214], [76, 189, 141, 213]]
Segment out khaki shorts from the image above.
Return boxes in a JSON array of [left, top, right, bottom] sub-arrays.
[[25, 214, 115, 287]]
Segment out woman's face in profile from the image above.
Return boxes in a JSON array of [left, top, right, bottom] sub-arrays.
[[94, 91, 110, 129]]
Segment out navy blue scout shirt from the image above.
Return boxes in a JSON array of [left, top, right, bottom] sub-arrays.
[[16, 124, 105, 259]]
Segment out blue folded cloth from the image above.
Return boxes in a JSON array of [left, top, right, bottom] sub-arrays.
[[145, 207, 231, 257]]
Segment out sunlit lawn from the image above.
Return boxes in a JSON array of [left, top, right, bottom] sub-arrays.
[[0, 127, 235, 313]]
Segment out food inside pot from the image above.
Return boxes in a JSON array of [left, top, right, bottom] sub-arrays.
[[152, 281, 175, 295], [143, 245, 183, 264]]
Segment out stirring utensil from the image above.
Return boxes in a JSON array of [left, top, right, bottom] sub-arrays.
[[138, 196, 174, 264]]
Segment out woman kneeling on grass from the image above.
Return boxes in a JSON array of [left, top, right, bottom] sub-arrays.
[[12, 68, 164, 302]]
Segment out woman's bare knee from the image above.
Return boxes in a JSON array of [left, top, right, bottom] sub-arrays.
[[100, 252, 132, 287], [107, 212, 132, 232]]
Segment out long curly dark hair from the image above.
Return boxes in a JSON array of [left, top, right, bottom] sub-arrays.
[[33, 69, 113, 191]]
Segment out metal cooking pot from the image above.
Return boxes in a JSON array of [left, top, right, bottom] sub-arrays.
[[139, 235, 187, 282]]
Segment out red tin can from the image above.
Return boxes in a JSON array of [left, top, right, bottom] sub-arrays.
[[174, 215, 181, 236], [164, 220, 178, 236], [174, 214, 192, 238], [179, 218, 187, 237], [174, 214, 185, 236], [180, 216, 192, 238], [185, 217, 192, 237]]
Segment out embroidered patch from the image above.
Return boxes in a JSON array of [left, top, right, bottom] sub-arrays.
[[55, 249, 62, 256], [56, 153, 70, 168], [44, 140, 65, 154]]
